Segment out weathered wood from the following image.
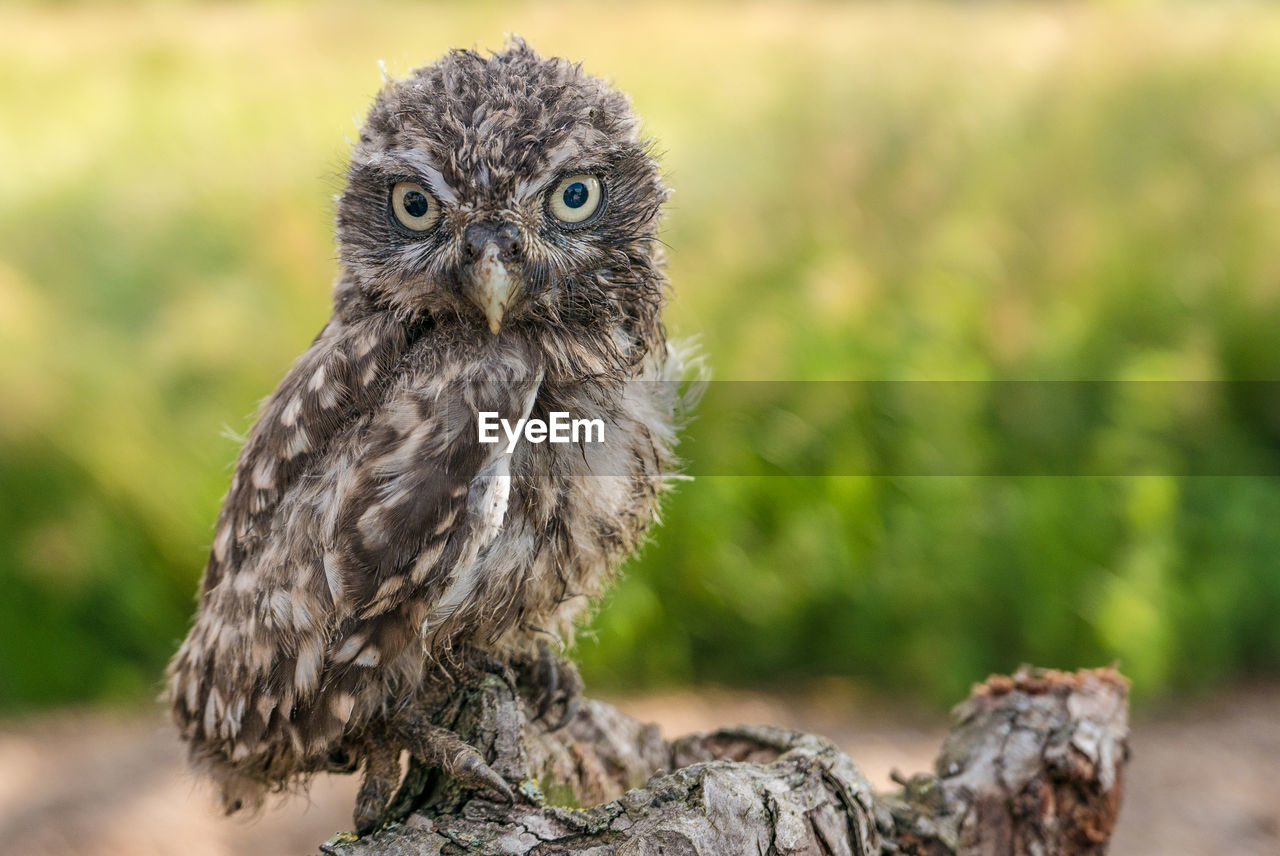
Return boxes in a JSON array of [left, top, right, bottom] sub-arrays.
[[321, 666, 1129, 856]]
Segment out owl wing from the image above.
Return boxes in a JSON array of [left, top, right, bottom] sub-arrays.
[[203, 312, 415, 594], [175, 324, 541, 755], [171, 312, 416, 749]]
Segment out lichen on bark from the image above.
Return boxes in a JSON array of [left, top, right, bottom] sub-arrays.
[[322, 667, 1129, 856]]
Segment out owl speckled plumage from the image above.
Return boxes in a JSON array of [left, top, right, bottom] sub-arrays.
[[165, 39, 686, 833]]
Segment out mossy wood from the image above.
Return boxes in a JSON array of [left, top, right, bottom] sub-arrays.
[[322, 666, 1129, 856]]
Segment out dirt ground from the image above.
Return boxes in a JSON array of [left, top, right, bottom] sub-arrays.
[[0, 682, 1275, 856]]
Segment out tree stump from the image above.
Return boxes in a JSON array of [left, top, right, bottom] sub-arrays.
[[320, 666, 1129, 856]]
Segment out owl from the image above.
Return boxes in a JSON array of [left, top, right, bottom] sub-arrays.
[[165, 39, 687, 834]]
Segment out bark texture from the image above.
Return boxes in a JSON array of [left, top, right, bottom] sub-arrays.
[[320, 666, 1129, 856]]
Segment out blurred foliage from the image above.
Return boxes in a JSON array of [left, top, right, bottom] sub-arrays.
[[3, 1, 1280, 712]]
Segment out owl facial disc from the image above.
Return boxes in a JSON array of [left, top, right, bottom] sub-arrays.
[[465, 243, 517, 334]]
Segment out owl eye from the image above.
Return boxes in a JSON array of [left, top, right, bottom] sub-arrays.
[[547, 174, 604, 225], [390, 181, 439, 232]]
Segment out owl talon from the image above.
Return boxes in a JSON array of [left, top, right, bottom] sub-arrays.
[[394, 719, 514, 805], [353, 743, 400, 836], [455, 751, 516, 804], [520, 644, 583, 731], [353, 803, 384, 838], [464, 646, 518, 691], [550, 692, 580, 732], [536, 650, 561, 720]]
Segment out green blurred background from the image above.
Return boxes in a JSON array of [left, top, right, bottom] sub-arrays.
[[2, 0, 1280, 715]]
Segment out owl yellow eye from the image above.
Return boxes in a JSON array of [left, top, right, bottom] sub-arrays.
[[548, 174, 603, 225], [390, 181, 439, 232]]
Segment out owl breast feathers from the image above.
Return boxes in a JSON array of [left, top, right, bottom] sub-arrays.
[[165, 39, 689, 818]]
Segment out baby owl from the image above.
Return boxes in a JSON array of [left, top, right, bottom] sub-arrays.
[[166, 40, 685, 833]]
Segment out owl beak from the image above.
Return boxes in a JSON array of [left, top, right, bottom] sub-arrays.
[[464, 243, 517, 335]]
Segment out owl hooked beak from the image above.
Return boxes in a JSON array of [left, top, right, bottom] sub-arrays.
[[462, 222, 523, 334], [465, 245, 515, 334]]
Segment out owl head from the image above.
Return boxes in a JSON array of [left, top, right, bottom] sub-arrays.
[[336, 39, 668, 350]]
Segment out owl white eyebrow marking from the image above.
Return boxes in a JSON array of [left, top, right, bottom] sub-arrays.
[[378, 150, 459, 205], [514, 139, 582, 201]]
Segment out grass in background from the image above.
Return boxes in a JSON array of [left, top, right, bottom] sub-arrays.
[[2, 1, 1280, 711]]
